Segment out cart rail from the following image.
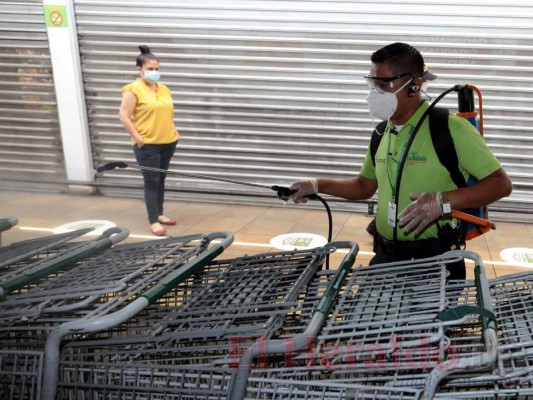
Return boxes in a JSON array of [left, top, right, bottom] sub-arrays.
[[0, 216, 18, 246], [0, 227, 95, 284]]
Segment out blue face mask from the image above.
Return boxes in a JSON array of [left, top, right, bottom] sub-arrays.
[[143, 70, 160, 82]]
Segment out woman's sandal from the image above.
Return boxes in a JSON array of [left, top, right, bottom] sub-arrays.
[[158, 217, 176, 226]]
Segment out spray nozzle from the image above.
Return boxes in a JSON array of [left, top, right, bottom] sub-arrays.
[[96, 162, 129, 173], [271, 185, 319, 201], [271, 185, 295, 201]]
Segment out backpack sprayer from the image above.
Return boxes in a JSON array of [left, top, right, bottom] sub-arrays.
[[452, 84, 496, 238]]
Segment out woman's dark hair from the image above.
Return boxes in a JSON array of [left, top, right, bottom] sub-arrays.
[[371, 42, 424, 78], [136, 45, 158, 68]]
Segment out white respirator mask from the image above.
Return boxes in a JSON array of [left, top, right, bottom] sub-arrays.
[[366, 79, 411, 121]]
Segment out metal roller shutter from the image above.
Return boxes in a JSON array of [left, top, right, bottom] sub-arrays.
[[0, 0, 65, 191], [74, 0, 533, 217]]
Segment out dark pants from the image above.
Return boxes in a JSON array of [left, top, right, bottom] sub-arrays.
[[370, 232, 466, 281], [133, 141, 177, 224]]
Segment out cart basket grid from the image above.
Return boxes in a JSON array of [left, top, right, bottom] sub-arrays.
[[55, 242, 359, 399], [0, 232, 234, 400]]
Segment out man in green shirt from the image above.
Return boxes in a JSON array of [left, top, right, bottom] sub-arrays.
[[365, 64, 437, 238], [290, 42, 512, 279]]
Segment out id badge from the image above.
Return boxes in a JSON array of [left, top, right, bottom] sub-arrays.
[[388, 202, 397, 227]]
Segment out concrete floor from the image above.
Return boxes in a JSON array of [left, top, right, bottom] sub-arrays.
[[2, 189, 533, 280]]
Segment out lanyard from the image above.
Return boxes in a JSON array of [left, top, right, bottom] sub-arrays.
[[386, 125, 414, 202]]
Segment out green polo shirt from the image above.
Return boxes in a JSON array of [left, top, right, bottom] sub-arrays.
[[360, 101, 501, 241]]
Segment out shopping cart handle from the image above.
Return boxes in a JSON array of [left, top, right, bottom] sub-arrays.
[[438, 305, 497, 324], [96, 161, 129, 173], [271, 185, 319, 201]]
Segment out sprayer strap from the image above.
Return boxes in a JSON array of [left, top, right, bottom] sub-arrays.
[[429, 107, 468, 189]]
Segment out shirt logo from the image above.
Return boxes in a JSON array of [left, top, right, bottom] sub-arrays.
[[407, 151, 427, 163]]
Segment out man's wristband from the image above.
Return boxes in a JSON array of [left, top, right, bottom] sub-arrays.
[[309, 178, 318, 194]]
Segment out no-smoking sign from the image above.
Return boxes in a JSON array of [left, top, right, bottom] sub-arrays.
[[44, 5, 68, 28]]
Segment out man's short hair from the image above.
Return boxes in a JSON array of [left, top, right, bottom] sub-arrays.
[[371, 42, 424, 78]]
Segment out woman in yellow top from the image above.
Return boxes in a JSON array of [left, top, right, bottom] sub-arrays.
[[119, 45, 180, 236]]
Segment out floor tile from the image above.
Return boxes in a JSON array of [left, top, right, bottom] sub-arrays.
[[1, 190, 532, 279]]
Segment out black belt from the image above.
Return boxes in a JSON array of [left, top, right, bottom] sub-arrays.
[[373, 232, 466, 280], [375, 232, 442, 258]]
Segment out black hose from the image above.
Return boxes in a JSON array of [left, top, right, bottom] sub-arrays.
[[392, 85, 466, 256], [314, 194, 333, 270], [271, 186, 333, 269]]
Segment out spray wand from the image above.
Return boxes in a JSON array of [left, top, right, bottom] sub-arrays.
[[96, 162, 333, 269], [97, 161, 306, 201]]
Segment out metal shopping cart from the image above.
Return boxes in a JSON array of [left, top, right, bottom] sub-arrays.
[[0, 227, 129, 299], [54, 241, 359, 399], [1, 227, 95, 283], [0, 216, 18, 246], [0, 227, 94, 268], [229, 251, 497, 400], [431, 270, 533, 399], [0, 231, 234, 400], [491, 271, 533, 382]]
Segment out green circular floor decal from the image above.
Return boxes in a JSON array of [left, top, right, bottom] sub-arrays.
[[500, 248, 533, 268], [270, 233, 327, 251]]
